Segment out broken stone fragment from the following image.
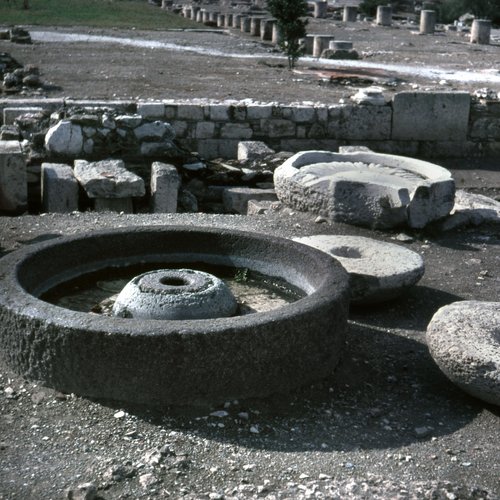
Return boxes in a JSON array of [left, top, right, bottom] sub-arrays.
[[45, 120, 84, 156], [73, 159, 145, 198]]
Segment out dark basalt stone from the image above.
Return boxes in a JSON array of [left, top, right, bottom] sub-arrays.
[[0, 226, 349, 406]]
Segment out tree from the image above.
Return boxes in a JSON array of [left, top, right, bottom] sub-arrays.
[[268, 0, 308, 70]]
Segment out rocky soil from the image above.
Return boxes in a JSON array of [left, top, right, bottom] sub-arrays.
[[0, 13, 499, 500]]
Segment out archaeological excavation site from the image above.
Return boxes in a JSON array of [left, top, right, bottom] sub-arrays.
[[0, 0, 499, 498]]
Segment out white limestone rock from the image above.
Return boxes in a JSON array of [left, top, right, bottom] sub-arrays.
[[274, 150, 455, 229], [45, 120, 83, 156], [0, 140, 27, 212], [427, 301, 500, 406], [74, 159, 145, 198], [294, 235, 424, 304]]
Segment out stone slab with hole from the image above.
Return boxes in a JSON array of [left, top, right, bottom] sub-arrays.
[[274, 150, 455, 229], [294, 234, 424, 304]]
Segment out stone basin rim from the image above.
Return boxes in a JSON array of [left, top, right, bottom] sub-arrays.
[[0, 225, 347, 332]]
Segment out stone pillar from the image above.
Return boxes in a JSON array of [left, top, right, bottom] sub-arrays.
[[150, 162, 180, 213], [313, 35, 335, 57], [313, 1, 327, 19], [41, 163, 79, 213], [195, 9, 204, 23], [209, 11, 219, 23], [241, 16, 251, 33], [0, 140, 27, 213], [343, 5, 357, 22], [470, 19, 491, 44], [192, 6, 200, 20], [329, 40, 353, 50], [250, 17, 262, 36], [272, 23, 282, 45], [260, 19, 274, 41], [233, 14, 243, 29], [225, 13, 233, 28], [217, 13, 225, 28], [420, 10, 436, 34], [302, 34, 315, 54], [376, 5, 392, 26]]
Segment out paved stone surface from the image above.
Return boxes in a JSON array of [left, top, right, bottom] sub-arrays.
[[294, 234, 425, 304], [427, 301, 500, 406], [274, 150, 455, 229]]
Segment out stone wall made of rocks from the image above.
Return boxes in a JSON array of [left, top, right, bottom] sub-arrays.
[[1, 91, 499, 160]]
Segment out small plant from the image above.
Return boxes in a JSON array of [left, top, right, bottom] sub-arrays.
[[234, 268, 249, 283], [267, 0, 308, 69]]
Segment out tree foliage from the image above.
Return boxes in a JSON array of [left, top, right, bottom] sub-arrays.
[[438, 0, 500, 23], [267, 0, 308, 69]]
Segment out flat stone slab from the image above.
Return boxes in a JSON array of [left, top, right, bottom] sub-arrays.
[[294, 235, 424, 304], [74, 159, 145, 198], [274, 150, 455, 229], [427, 301, 500, 406]]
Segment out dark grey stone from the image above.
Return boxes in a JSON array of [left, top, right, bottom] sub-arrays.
[[0, 226, 349, 406]]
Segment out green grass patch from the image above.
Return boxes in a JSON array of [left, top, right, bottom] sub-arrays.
[[0, 0, 199, 29]]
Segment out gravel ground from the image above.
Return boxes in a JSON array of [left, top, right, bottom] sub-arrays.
[[0, 210, 499, 499], [0, 14, 500, 500], [1, 18, 500, 103]]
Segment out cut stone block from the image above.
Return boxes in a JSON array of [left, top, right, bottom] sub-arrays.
[[0, 140, 27, 213], [3, 107, 43, 125], [150, 161, 180, 213], [392, 92, 470, 141], [41, 163, 79, 213], [427, 301, 500, 406], [274, 150, 455, 229], [74, 159, 145, 199], [222, 186, 277, 214], [294, 235, 424, 304], [237, 141, 275, 161]]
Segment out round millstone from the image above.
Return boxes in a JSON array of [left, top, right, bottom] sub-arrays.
[[112, 269, 238, 320], [293, 235, 424, 304], [426, 301, 500, 406]]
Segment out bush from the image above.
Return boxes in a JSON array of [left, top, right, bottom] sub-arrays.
[[438, 0, 500, 23], [267, 0, 308, 69]]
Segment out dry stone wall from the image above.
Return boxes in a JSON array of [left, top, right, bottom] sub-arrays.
[[0, 91, 498, 160]]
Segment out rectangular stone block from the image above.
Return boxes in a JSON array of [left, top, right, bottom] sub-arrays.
[[392, 92, 470, 141], [222, 186, 277, 214], [247, 105, 273, 120], [238, 141, 275, 161], [177, 104, 205, 121], [329, 105, 392, 140], [195, 122, 215, 139], [220, 123, 253, 140], [3, 107, 44, 125], [137, 102, 165, 119], [261, 119, 296, 138], [41, 163, 79, 213], [418, 140, 481, 158], [0, 140, 27, 212], [150, 161, 180, 213], [209, 105, 230, 121], [196, 139, 220, 159]]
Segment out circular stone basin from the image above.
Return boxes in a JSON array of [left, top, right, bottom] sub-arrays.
[[0, 226, 349, 406], [112, 269, 238, 320], [427, 301, 500, 406], [274, 150, 455, 229], [294, 235, 424, 304]]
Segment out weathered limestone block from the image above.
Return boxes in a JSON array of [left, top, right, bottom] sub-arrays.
[[237, 141, 275, 161], [247, 105, 273, 120], [392, 92, 470, 141], [261, 119, 296, 138], [74, 159, 145, 199], [222, 187, 277, 214], [0, 140, 27, 212], [41, 163, 79, 213], [220, 123, 253, 139], [328, 105, 391, 140], [134, 121, 174, 140], [427, 301, 500, 406], [45, 120, 84, 156], [150, 161, 180, 213], [274, 150, 455, 228], [137, 102, 166, 119], [195, 122, 215, 139], [376, 5, 392, 26], [209, 105, 230, 121], [3, 106, 43, 125], [294, 235, 424, 304], [177, 104, 205, 121]]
